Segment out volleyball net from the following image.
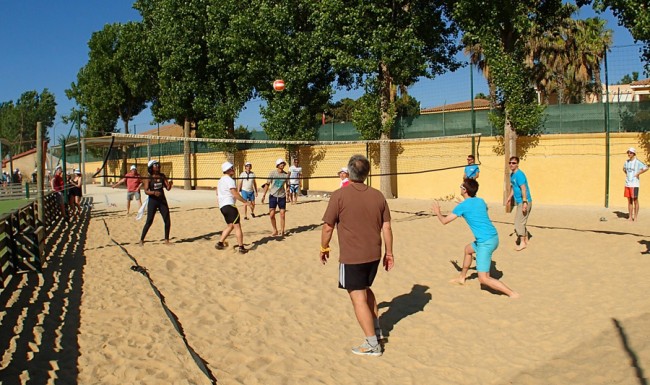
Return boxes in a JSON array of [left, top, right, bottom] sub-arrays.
[[84, 132, 481, 190]]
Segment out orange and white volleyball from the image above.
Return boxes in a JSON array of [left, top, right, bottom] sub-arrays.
[[273, 79, 285, 91]]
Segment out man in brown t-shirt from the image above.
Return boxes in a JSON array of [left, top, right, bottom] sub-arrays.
[[320, 154, 394, 357]]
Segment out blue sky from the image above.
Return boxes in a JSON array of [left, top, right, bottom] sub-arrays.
[[0, 1, 645, 139]]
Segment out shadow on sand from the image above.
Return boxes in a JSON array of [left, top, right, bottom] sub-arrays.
[[0, 198, 92, 383], [378, 284, 432, 340]]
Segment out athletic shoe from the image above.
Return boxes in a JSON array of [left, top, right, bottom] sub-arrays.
[[237, 246, 248, 254], [351, 341, 382, 357], [215, 241, 225, 250]]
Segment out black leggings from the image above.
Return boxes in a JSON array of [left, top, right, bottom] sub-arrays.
[[140, 199, 171, 241]]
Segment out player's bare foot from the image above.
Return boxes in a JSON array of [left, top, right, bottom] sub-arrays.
[[509, 292, 521, 299], [164, 240, 172, 246], [138, 241, 144, 247], [271, 231, 279, 236], [515, 244, 527, 251], [449, 277, 466, 285]]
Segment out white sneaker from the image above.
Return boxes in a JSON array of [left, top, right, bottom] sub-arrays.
[[351, 341, 382, 357]]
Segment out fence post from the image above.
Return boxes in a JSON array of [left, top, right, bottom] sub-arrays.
[[604, 46, 611, 208], [37, 121, 45, 224], [25, 182, 30, 199], [184, 119, 191, 190]]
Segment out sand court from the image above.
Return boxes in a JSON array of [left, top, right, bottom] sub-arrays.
[[2, 185, 649, 384]]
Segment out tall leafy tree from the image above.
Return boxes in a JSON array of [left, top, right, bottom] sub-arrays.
[[0, 90, 56, 154], [617, 72, 640, 84], [250, 0, 335, 143], [135, 0, 213, 127], [316, 0, 461, 198], [69, 22, 155, 137], [579, 0, 650, 73], [453, 0, 574, 206], [68, 21, 156, 174]]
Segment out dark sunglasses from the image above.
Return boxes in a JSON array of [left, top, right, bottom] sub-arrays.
[[509, 162, 518, 165]]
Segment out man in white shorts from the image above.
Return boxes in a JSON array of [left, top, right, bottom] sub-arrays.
[[288, 158, 302, 204], [237, 162, 257, 219]]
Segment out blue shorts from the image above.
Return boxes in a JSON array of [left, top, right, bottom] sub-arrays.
[[240, 190, 255, 202], [289, 184, 299, 193], [269, 195, 286, 210], [471, 235, 499, 273]]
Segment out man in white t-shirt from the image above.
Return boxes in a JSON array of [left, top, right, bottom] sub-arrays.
[[288, 158, 302, 204], [216, 162, 251, 254], [623, 147, 648, 221], [237, 162, 258, 219]]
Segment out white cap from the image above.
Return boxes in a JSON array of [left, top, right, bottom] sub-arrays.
[[221, 161, 234, 173], [627, 147, 636, 154], [338, 167, 349, 174], [74, 169, 81, 174], [55, 165, 62, 171], [148, 159, 159, 167], [130, 165, 137, 170], [276, 158, 286, 166], [245, 162, 252, 166]]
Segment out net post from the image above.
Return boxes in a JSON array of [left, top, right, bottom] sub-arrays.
[[36, 122, 45, 224], [81, 136, 87, 195], [183, 120, 191, 190], [603, 46, 611, 208]]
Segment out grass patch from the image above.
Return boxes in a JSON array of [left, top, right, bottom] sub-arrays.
[[0, 199, 31, 215]]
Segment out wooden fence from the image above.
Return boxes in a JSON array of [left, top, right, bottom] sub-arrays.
[[0, 183, 41, 201], [0, 192, 63, 287]]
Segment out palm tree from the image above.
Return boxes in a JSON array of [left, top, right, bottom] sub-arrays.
[[528, 17, 612, 104], [463, 34, 498, 110]]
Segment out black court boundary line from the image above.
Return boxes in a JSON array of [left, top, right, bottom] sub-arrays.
[[101, 219, 218, 384]]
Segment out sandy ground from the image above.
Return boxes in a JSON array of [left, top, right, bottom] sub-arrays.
[[3, 184, 650, 384]]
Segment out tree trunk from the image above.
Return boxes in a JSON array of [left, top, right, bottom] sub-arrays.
[[122, 119, 129, 177], [378, 62, 394, 199], [184, 119, 191, 190], [503, 111, 517, 212], [594, 68, 602, 103]]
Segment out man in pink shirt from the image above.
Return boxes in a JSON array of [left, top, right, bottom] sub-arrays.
[[112, 165, 143, 215]]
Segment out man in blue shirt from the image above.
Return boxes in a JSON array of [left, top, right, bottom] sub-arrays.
[[432, 179, 519, 298], [463, 154, 480, 180], [506, 156, 532, 251]]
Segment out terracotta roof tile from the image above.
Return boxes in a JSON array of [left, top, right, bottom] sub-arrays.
[[630, 78, 650, 86], [421, 99, 490, 114], [138, 123, 196, 137]]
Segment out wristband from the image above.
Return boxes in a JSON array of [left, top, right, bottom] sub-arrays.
[[320, 246, 330, 253]]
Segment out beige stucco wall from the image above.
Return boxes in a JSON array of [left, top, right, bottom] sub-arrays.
[[83, 132, 649, 207]]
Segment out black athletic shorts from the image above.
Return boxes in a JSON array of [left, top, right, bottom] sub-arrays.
[[269, 195, 286, 210], [338, 260, 380, 291], [220, 205, 241, 224]]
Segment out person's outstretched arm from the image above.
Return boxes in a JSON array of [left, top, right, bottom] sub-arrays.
[[432, 201, 457, 225]]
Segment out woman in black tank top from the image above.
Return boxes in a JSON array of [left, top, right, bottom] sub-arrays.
[[139, 160, 173, 245]]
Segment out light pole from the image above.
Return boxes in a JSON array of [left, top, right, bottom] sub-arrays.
[[50, 121, 65, 172]]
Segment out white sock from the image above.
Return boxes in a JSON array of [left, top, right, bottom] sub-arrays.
[[366, 335, 379, 347]]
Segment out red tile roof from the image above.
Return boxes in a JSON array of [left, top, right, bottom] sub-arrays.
[[138, 123, 196, 137], [421, 99, 491, 114], [630, 78, 650, 87], [2, 148, 36, 167]]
